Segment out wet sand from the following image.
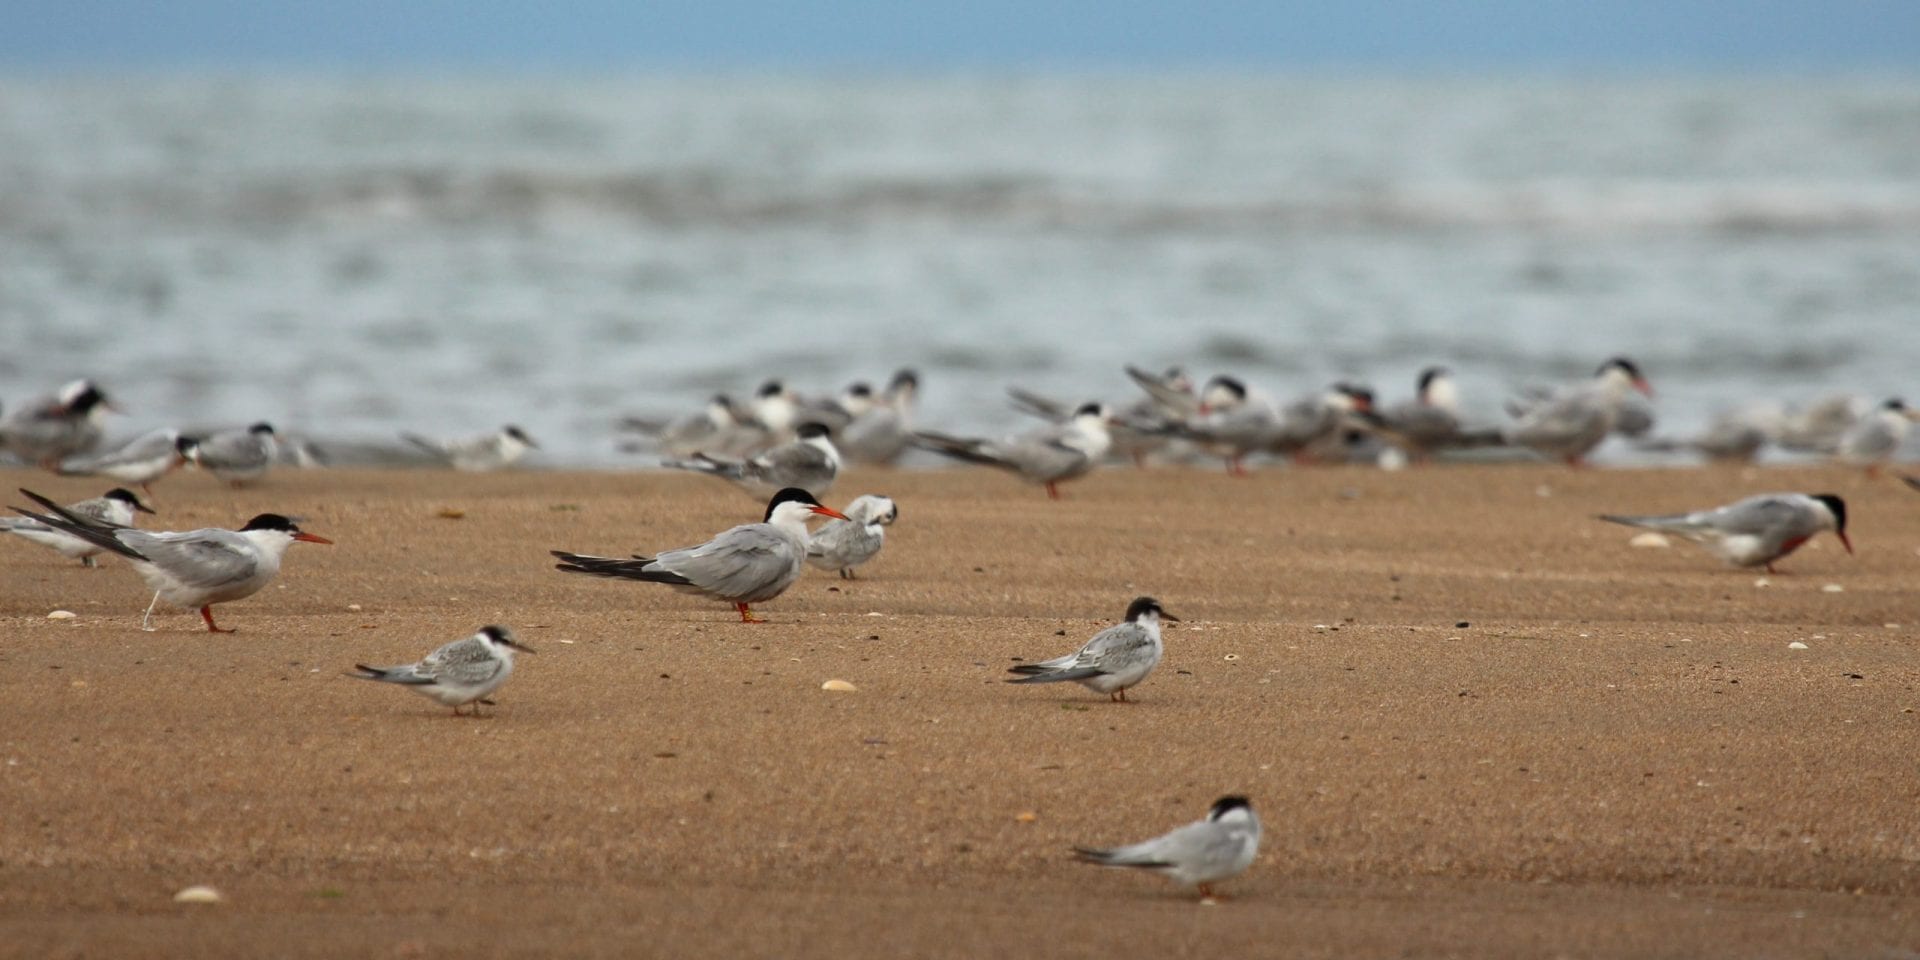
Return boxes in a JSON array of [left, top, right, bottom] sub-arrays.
[[3, 462, 1917, 958]]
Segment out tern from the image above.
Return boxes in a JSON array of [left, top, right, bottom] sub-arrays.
[[349, 625, 535, 717], [663, 422, 840, 498], [1834, 398, 1917, 474], [10, 488, 332, 632], [805, 494, 898, 579], [56, 428, 188, 494], [913, 402, 1113, 499], [402, 424, 539, 472], [1502, 357, 1653, 466], [184, 422, 278, 486], [1599, 492, 1851, 573], [840, 369, 920, 466], [0, 487, 155, 567], [552, 487, 849, 623], [1073, 796, 1262, 900], [0, 379, 117, 468], [1006, 596, 1175, 702]]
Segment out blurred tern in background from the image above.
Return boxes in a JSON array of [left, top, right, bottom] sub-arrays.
[[0, 379, 118, 468], [663, 421, 840, 498], [914, 402, 1113, 499], [183, 422, 279, 486], [1072, 796, 1262, 900], [57, 427, 188, 494], [402, 424, 539, 471], [1502, 357, 1652, 467], [0, 487, 154, 567]]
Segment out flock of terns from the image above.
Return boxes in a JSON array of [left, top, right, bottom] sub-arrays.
[[3, 357, 1913, 898]]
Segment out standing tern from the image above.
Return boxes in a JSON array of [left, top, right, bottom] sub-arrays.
[[402, 424, 539, 471], [662, 421, 840, 498], [1599, 492, 1851, 573], [1006, 596, 1175, 702], [552, 487, 849, 623], [913, 402, 1113, 499], [805, 494, 898, 579], [56, 428, 188, 494], [0, 487, 155, 567], [10, 488, 332, 632], [184, 422, 278, 486], [1502, 357, 1652, 466], [1834, 398, 1917, 474], [349, 625, 535, 717], [1072, 796, 1262, 900], [0, 379, 118, 468], [840, 369, 920, 466]]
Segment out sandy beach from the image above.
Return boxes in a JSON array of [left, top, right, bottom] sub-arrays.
[[2, 461, 1917, 958]]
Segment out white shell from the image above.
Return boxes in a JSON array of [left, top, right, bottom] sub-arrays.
[[1628, 532, 1671, 549], [1787, 641, 1809, 650], [821, 679, 857, 692], [172, 885, 224, 904], [46, 610, 77, 620]]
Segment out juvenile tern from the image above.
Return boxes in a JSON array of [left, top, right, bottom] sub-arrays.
[[184, 422, 278, 486], [349, 625, 535, 717], [402, 424, 539, 472], [552, 486, 849, 623], [1599, 492, 1851, 573], [913, 402, 1113, 499], [1006, 596, 1175, 702], [56, 428, 188, 494], [0, 379, 117, 468], [0, 487, 154, 567], [1502, 357, 1652, 466], [10, 488, 332, 632], [1072, 796, 1262, 900], [805, 494, 898, 579], [662, 421, 840, 498]]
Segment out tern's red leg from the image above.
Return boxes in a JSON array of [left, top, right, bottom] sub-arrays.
[[1226, 456, 1247, 477], [200, 606, 235, 633], [1045, 481, 1060, 500], [736, 603, 767, 623], [1197, 883, 1214, 899]]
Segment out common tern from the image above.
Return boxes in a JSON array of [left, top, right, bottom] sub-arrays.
[[749, 380, 801, 441], [663, 422, 840, 498], [913, 402, 1113, 499], [349, 625, 535, 717], [1776, 394, 1870, 454], [10, 488, 331, 632], [621, 394, 768, 460], [183, 422, 278, 486], [1072, 796, 1262, 900], [1368, 368, 1502, 462], [552, 487, 849, 623], [0, 487, 154, 567], [1834, 398, 1917, 474], [1502, 357, 1652, 466], [1008, 367, 1191, 467], [402, 424, 539, 472], [840, 369, 920, 466], [0, 379, 117, 468], [1006, 596, 1175, 702], [1599, 492, 1851, 573], [56, 428, 188, 494], [805, 494, 898, 579], [1635, 403, 1783, 463]]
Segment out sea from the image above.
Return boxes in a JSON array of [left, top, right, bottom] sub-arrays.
[[3, 70, 1918, 466]]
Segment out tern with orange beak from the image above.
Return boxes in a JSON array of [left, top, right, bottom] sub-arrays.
[[10, 488, 332, 632], [1599, 492, 1851, 574], [552, 487, 848, 623]]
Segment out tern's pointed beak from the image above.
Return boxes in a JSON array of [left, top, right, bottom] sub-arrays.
[[293, 532, 334, 545], [1633, 378, 1654, 399], [1837, 531, 1854, 556], [505, 639, 537, 654], [1160, 611, 1181, 623], [132, 499, 157, 515], [811, 505, 851, 522]]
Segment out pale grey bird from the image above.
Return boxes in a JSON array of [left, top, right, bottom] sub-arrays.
[[1502, 357, 1653, 466], [621, 393, 769, 460], [0, 487, 154, 567], [1599, 492, 1852, 573], [663, 421, 840, 498], [1007, 366, 1194, 467], [840, 369, 920, 466], [805, 494, 898, 579], [1368, 367, 1503, 461], [552, 486, 849, 623], [1834, 398, 1917, 474], [56, 428, 188, 494], [1006, 596, 1175, 702], [402, 424, 539, 472], [1073, 796, 1263, 900], [913, 402, 1113, 499], [184, 422, 278, 486], [0, 379, 117, 468], [10, 488, 331, 632], [1634, 402, 1784, 464], [349, 625, 535, 717], [1776, 394, 1869, 454]]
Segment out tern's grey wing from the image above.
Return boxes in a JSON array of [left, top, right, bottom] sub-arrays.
[[746, 442, 832, 482], [64, 496, 118, 525], [1840, 419, 1900, 461], [1701, 495, 1820, 537], [657, 524, 800, 599], [1075, 622, 1156, 672], [1125, 366, 1199, 418], [60, 430, 173, 471], [199, 431, 272, 470], [1507, 391, 1606, 446], [122, 530, 260, 589], [1085, 819, 1244, 872], [418, 636, 507, 685], [1006, 387, 1071, 423], [841, 409, 909, 464], [805, 517, 857, 557]]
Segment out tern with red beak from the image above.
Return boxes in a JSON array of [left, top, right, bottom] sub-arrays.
[[10, 488, 332, 632], [552, 487, 848, 623], [1599, 492, 1851, 574]]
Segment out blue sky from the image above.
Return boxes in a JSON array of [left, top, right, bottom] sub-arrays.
[[5, 0, 1917, 68]]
